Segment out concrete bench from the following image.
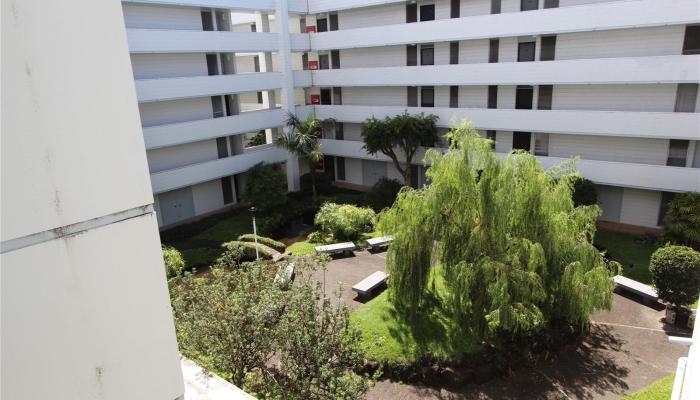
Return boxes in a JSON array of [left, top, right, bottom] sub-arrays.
[[352, 271, 389, 298], [274, 262, 294, 288], [613, 275, 658, 303], [366, 236, 394, 250], [315, 242, 356, 256]]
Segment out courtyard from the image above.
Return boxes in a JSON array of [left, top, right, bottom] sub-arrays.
[[312, 249, 689, 399]]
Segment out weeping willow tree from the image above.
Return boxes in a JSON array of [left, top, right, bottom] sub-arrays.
[[378, 122, 615, 342]]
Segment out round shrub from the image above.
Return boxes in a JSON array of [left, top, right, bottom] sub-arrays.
[[364, 177, 404, 212], [307, 231, 325, 244], [238, 234, 286, 253], [216, 242, 247, 267], [664, 192, 700, 250], [242, 162, 288, 212], [571, 176, 597, 207], [650, 245, 700, 307], [314, 202, 376, 241], [162, 246, 186, 278]]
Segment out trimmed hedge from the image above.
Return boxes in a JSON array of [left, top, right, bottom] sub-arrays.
[[650, 245, 700, 307], [218, 241, 276, 266], [238, 234, 286, 252]]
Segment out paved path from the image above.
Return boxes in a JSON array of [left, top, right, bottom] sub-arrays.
[[315, 251, 690, 399]]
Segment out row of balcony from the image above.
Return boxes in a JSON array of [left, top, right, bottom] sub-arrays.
[[318, 139, 700, 193]]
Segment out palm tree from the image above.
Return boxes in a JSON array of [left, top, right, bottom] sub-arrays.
[[276, 113, 335, 202]]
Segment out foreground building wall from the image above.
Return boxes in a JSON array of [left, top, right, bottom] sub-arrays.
[[1, 1, 184, 398], [121, 0, 699, 230]]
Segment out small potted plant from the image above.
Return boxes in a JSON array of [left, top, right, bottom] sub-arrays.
[[650, 245, 700, 326]]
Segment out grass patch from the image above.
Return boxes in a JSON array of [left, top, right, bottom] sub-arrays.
[[623, 374, 674, 400], [193, 209, 251, 242], [181, 248, 221, 268], [595, 229, 661, 284], [287, 240, 317, 256], [350, 267, 480, 363]]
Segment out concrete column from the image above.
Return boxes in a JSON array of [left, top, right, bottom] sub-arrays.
[[255, 12, 278, 144], [276, 0, 300, 191]]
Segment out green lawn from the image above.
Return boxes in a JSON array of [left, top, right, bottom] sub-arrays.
[[595, 229, 660, 284], [350, 267, 480, 363], [623, 374, 674, 400], [182, 247, 222, 268], [287, 240, 317, 256], [193, 210, 252, 242]]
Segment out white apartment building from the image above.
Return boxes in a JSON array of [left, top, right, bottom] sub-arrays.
[[122, 0, 699, 230]]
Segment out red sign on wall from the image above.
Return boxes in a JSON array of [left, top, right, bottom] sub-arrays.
[[308, 60, 319, 70], [305, 26, 317, 33], [310, 95, 320, 105]]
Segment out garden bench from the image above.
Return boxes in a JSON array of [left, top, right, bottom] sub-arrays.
[[366, 236, 394, 250], [315, 242, 356, 256], [613, 275, 658, 303], [352, 271, 389, 298], [274, 262, 295, 288]]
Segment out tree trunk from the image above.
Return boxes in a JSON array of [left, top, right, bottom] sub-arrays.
[[404, 163, 413, 187], [310, 167, 317, 203]]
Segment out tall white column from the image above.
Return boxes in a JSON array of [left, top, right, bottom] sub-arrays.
[[276, 0, 301, 191], [255, 12, 277, 144]]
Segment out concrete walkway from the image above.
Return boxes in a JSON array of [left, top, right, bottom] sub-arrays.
[[314, 250, 690, 399]]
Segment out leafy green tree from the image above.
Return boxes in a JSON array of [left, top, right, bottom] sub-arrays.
[[571, 176, 598, 207], [378, 122, 614, 342], [315, 202, 376, 241], [171, 257, 370, 399], [650, 245, 700, 307], [361, 112, 438, 187], [364, 177, 405, 212], [242, 162, 288, 212], [277, 113, 335, 202], [663, 192, 700, 250], [162, 246, 186, 279], [247, 130, 267, 147]]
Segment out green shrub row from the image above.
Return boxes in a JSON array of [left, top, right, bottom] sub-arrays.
[[218, 241, 276, 266], [238, 234, 286, 252]]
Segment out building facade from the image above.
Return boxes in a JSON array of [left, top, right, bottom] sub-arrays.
[[122, 0, 700, 230]]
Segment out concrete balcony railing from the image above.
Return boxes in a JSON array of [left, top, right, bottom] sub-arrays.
[[150, 145, 288, 194], [318, 138, 700, 193], [306, 0, 700, 51], [143, 108, 286, 150], [301, 105, 700, 141], [122, 0, 307, 14], [308, 55, 700, 87], [134, 72, 284, 103], [127, 29, 280, 53]]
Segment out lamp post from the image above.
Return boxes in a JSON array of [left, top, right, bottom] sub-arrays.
[[249, 206, 260, 261]]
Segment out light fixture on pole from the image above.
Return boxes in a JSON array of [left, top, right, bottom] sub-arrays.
[[249, 206, 260, 261]]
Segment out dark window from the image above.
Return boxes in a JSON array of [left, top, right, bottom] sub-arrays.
[[201, 11, 214, 31], [329, 13, 339, 31], [658, 192, 676, 226], [406, 3, 417, 23], [216, 137, 229, 158], [488, 85, 498, 109], [257, 92, 263, 104], [450, 42, 459, 64], [336, 157, 346, 180], [225, 94, 238, 116], [537, 85, 553, 110], [320, 88, 332, 105], [512, 132, 532, 151], [667, 139, 689, 167], [335, 122, 344, 140], [319, 54, 330, 70], [421, 45, 434, 65], [253, 55, 260, 72], [675, 83, 698, 112], [299, 18, 307, 32], [682, 25, 700, 55], [331, 50, 340, 69], [407, 86, 418, 106], [221, 177, 234, 204], [420, 4, 435, 21], [544, 0, 559, 8], [516, 86, 534, 109], [486, 130, 496, 150], [250, 23, 257, 32], [317, 18, 328, 32], [451, 0, 460, 18], [324, 155, 336, 180], [521, 0, 538, 11], [406, 45, 418, 66], [302, 53, 309, 70], [489, 39, 499, 63], [450, 86, 459, 108], [491, 0, 501, 14], [211, 96, 224, 118], [540, 36, 556, 61], [421, 86, 434, 107], [233, 175, 241, 202], [220, 53, 235, 75], [332, 87, 342, 105], [518, 41, 536, 62], [206, 54, 219, 75]]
